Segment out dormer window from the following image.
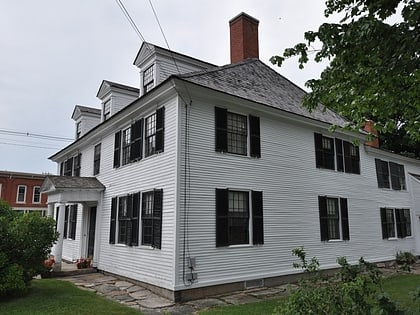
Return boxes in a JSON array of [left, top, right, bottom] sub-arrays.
[[143, 65, 154, 93], [103, 100, 111, 121], [76, 122, 82, 139]]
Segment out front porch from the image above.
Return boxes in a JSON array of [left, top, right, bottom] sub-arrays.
[[41, 176, 105, 272]]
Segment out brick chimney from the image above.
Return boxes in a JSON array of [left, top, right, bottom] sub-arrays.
[[363, 120, 380, 148], [229, 12, 259, 63]]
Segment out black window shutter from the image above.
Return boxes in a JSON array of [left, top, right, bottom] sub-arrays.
[[215, 107, 228, 152], [375, 159, 388, 188], [126, 195, 133, 246], [399, 164, 406, 189], [60, 162, 64, 176], [130, 119, 143, 162], [336, 139, 344, 172], [64, 206, 69, 239], [395, 208, 404, 238], [340, 198, 350, 240], [318, 196, 328, 241], [314, 133, 323, 168], [252, 190, 264, 245], [109, 197, 117, 244], [216, 188, 229, 246], [155, 107, 165, 153], [249, 115, 261, 158], [380, 208, 388, 239], [113, 131, 122, 168], [55, 207, 59, 231], [152, 189, 163, 249], [131, 192, 140, 246], [352, 144, 361, 174], [74, 154, 81, 177], [389, 162, 401, 190], [69, 205, 77, 239]]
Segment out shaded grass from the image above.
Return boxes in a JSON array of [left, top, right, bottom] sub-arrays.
[[0, 279, 141, 315], [199, 297, 285, 315], [381, 273, 420, 313]]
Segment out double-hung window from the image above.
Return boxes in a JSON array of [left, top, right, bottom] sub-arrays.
[[33, 186, 41, 203], [103, 100, 111, 121], [314, 133, 360, 173], [215, 107, 261, 157], [113, 107, 164, 168], [110, 194, 139, 246], [380, 208, 411, 239], [215, 189, 263, 246], [143, 65, 154, 93], [61, 154, 82, 176], [16, 185, 26, 203], [375, 159, 406, 190], [122, 127, 131, 166], [141, 189, 163, 248], [318, 196, 350, 241], [63, 205, 77, 239], [93, 143, 101, 175], [76, 122, 82, 139]]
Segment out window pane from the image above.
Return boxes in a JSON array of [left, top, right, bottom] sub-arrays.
[[228, 191, 249, 244], [386, 209, 395, 238], [145, 113, 156, 157], [227, 112, 247, 155], [326, 198, 340, 239], [122, 127, 131, 165]]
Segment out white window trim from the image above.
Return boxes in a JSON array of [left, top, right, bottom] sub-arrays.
[[16, 185, 27, 203], [0, 183, 2, 199], [32, 186, 41, 204]]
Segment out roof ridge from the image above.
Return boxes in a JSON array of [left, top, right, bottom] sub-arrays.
[[178, 58, 259, 78]]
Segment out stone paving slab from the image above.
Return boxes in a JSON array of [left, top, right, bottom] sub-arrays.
[[57, 264, 420, 314], [185, 297, 227, 309], [220, 292, 260, 305]]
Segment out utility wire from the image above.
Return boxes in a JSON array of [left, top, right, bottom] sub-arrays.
[[0, 142, 62, 150], [0, 129, 73, 142], [148, 0, 193, 104], [115, 0, 146, 42]]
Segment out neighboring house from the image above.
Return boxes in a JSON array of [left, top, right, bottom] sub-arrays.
[[41, 12, 420, 301], [0, 171, 48, 215]]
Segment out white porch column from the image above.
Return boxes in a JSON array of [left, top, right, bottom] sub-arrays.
[[52, 203, 66, 272], [47, 203, 54, 217]]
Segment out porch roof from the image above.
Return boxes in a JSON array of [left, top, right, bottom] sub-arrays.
[[41, 176, 105, 204]]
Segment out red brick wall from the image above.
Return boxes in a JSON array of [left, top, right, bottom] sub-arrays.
[[0, 173, 47, 209]]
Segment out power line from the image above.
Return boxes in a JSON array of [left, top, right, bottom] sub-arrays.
[[115, 0, 147, 42], [0, 129, 73, 142], [148, 0, 193, 104], [0, 141, 62, 150]]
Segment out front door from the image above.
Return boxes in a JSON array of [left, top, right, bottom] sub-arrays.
[[87, 207, 97, 258]]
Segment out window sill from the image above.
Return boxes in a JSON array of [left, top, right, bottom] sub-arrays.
[[216, 151, 259, 159], [218, 244, 262, 249]]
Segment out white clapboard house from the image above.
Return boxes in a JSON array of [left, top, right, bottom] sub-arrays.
[[41, 13, 420, 301]]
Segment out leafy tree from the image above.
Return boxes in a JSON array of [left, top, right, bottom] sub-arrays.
[[0, 200, 58, 297], [271, 0, 420, 157]]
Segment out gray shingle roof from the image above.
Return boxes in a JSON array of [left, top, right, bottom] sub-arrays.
[[42, 176, 105, 191], [178, 59, 348, 126]]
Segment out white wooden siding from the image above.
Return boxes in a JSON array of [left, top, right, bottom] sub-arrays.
[[175, 98, 420, 290], [91, 96, 179, 290]]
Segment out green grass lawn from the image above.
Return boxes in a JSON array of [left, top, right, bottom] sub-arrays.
[[382, 273, 420, 313], [0, 279, 141, 315], [0, 274, 419, 315]]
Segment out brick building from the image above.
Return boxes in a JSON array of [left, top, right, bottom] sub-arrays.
[[0, 171, 48, 215]]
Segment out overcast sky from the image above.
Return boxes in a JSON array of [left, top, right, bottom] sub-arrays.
[[0, 0, 334, 174]]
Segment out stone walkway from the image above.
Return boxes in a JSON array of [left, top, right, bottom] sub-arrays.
[[60, 273, 295, 314], [59, 262, 420, 314]]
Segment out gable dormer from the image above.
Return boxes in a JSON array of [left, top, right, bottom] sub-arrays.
[[96, 80, 139, 122], [71, 105, 101, 140], [133, 42, 216, 97]]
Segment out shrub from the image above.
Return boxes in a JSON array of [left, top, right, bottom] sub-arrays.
[[274, 247, 402, 315], [0, 200, 58, 297], [396, 251, 417, 272]]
